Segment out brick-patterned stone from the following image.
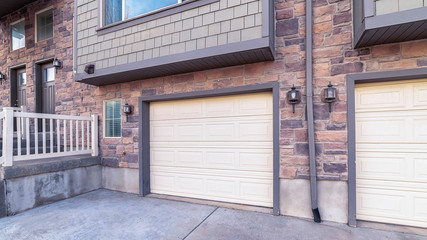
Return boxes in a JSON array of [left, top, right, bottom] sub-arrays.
[[372, 44, 400, 58], [418, 58, 427, 66], [2, 0, 427, 182], [401, 41, 427, 58], [323, 163, 347, 173], [281, 120, 303, 129], [331, 62, 363, 76], [333, 12, 352, 25], [276, 18, 299, 37], [276, 8, 293, 20]]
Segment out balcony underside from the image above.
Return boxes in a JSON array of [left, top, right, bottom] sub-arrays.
[[355, 7, 427, 48], [75, 38, 275, 86], [0, 0, 36, 17]]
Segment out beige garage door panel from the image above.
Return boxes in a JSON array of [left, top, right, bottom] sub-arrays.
[[150, 92, 273, 207], [356, 80, 427, 228]]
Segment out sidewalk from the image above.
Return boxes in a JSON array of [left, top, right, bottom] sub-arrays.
[[0, 190, 425, 240]]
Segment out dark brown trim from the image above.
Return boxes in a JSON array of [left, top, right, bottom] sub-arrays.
[[96, 0, 220, 36], [263, 0, 275, 57], [138, 82, 280, 214], [34, 58, 54, 114], [76, 37, 274, 86], [8, 64, 26, 108], [363, 0, 375, 17], [346, 67, 427, 227]]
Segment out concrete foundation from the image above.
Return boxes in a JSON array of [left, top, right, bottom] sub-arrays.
[[6, 165, 101, 215], [279, 179, 348, 224], [102, 167, 139, 194]]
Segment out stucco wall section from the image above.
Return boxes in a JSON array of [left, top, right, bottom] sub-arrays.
[[75, 0, 263, 73]]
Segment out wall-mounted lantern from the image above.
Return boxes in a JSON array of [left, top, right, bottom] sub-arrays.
[[53, 58, 62, 73], [323, 82, 337, 112], [0, 72, 5, 84], [123, 103, 132, 122], [287, 84, 301, 113], [84, 64, 95, 74]]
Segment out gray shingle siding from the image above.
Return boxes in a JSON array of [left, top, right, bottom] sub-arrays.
[[76, 0, 263, 74]]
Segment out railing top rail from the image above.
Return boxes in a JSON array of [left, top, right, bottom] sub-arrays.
[[14, 112, 94, 121], [0, 106, 26, 111]]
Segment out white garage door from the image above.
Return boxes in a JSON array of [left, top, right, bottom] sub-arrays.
[[356, 80, 427, 228], [149, 92, 273, 207]]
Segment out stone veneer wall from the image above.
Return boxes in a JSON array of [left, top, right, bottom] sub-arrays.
[[95, 0, 427, 182], [75, 0, 264, 73], [1, 0, 427, 182], [0, 0, 97, 116]]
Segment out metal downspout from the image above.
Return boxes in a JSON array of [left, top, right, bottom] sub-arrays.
[[306, 0, 321, 223]]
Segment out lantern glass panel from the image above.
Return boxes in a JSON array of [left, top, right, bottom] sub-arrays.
[[327, 89, 335, 99]]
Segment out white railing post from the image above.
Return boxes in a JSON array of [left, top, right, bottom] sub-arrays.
[[91, 115, 98, 156], [20, 106, 27, 140], [3, 108, 14, 166]]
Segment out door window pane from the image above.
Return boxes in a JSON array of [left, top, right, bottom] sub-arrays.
[[104, 100, 121, 137], [12, 21, 25, 50], [105, 0, 123, 25], [44, 67, 55, 82], [18, 72, 26, 86], [37, 9, 53, 42]]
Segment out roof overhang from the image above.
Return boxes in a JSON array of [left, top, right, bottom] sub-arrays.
[[1, 0, 37, 18]]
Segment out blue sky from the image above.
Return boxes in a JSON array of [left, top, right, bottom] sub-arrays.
[[125, 0, 178, 19]]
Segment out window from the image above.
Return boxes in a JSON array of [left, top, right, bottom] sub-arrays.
[[18, 70, 26, 86], [104, 0, 186, 26], [376, 0, 427, 15], [36, 9, 53, 42], [104, 100, 121, 138], [44, 66, 55, 82], [11, 21, 25, 51]]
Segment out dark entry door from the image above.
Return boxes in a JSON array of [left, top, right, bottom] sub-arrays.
[[42, 64, 56, 114], [16, 68, 27, 107]]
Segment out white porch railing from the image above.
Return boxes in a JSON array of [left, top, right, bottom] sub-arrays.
[[0, 107, 98, 167], [0, 106, 27, 139]]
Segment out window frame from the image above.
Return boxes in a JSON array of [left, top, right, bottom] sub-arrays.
[[35, 7, 54, 43], [103, 99, 122, 138], [11, 19, 26, 51]]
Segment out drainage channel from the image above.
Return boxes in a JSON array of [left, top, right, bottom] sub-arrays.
[[182, 206, 219, 240]]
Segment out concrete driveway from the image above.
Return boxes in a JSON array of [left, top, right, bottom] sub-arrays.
[[0, 190, 425, 240]]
